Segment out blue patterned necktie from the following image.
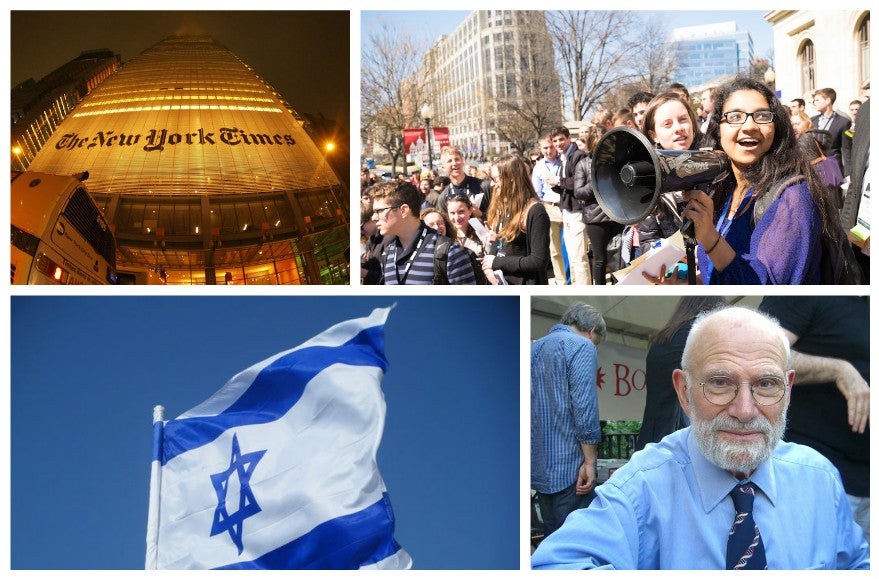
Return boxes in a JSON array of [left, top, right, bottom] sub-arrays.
[[726, 483, 767, 570]]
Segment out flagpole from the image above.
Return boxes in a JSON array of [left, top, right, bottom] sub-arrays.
[[145, 405, 165, 570]]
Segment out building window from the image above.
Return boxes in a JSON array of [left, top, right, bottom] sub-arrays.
[[857, 14, 870, 90], [798, 40, 816, 96]]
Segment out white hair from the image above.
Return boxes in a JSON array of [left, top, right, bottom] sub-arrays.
[[680, 306, 792, 373]]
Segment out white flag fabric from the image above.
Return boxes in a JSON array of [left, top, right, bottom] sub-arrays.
[[145, 307, 411, 569]]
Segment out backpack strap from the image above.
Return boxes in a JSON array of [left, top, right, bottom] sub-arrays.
[[752, 175, 805, 227], [432, 235, 451, 285]]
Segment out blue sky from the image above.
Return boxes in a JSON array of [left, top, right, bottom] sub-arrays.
[[362, 10, 774, 59], [10, 296, 520, 570]]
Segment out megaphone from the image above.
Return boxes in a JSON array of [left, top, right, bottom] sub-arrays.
[[591, 127, 729, 225]]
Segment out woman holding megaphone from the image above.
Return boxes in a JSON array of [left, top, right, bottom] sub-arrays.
[[651, 75, 850, 284]]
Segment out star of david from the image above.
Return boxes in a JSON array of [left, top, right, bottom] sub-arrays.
[[209, 433, 267, 555]]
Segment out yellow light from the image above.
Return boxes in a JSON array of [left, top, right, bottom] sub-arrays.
[[325, 142, 335, 153]]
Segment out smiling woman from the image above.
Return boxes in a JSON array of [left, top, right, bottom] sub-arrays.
[[667, 75, 858, 285]]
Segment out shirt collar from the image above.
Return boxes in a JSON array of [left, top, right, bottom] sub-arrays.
[[394, 223, 428, 257], [686, 427, 779, 513]]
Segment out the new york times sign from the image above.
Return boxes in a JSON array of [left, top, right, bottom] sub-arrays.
[[54, 127, 297, 153]]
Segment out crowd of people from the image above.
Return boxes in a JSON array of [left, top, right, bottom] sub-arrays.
[[531, 300, 869, 569], [360, 75, 869, 285]]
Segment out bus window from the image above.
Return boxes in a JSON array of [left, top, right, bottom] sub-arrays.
[[11, 171, 118, 285]]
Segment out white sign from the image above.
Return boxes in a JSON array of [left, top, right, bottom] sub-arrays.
[[594, 339, 648, 421]]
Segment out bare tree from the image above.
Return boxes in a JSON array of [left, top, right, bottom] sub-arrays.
[[546, 11, 645, 122], [361, 21, 425, 176], [492, 13, 564, 153], [633, 14, 679, 94]]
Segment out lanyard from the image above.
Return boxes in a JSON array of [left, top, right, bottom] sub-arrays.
[[391, 227, 427, 284], [717, 189, 754, 238], [818, 113, 835, 131]]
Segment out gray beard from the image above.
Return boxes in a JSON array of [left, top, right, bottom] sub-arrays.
[[688, 390, 787, 476]]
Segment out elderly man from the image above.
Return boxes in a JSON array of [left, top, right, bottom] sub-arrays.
[[532, 307, 869, 570]]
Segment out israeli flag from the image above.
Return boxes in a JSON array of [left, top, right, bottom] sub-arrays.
[[145, 307, 411, 569]]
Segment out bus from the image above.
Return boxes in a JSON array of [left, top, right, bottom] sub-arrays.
[[11, 170, 118, 285]]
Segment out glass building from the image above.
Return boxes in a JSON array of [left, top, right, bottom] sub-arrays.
[[671, 22, 754, 89], [26, 36, 348, 285], [12, 49, 121, 171]]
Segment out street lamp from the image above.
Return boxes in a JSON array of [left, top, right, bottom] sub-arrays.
[[12, 145, 24, 171], [421, 103, 434, 172]]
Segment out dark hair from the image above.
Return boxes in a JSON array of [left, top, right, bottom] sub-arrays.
[[369, 180, 422, 215], [550, 125, 570, 139], [627, 91, 656, 109], [650, 297, 728, 346], [668, 82, 690, 101], [790, 98, 806, 108], [707, 75, 844, 248], [641, 92, 702, 149]]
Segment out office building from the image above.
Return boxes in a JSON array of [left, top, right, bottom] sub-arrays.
[[671, 22, 753, 90], [26, 36, 348, 285], [765, 10, 870, 108], [413, 10, 562, 159]]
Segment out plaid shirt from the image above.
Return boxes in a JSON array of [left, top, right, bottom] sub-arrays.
[[531, 324, 601, 494]]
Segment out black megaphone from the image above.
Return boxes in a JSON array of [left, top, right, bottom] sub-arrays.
[[590, 127, 729, 226]]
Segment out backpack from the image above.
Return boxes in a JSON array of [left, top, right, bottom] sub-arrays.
[[752, 175, 864, 285], [433, 235, 489, 285]]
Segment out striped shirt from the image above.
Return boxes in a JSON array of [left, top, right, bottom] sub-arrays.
[[531, 324, 601, 494], [381, 224, 477, 285]]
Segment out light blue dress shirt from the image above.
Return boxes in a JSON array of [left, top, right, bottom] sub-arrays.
[[531, 324, 601, 494], [532, 427, 869, 570], [531, 156, 561, 201]]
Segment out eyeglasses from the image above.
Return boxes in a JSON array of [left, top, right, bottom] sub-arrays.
[[721, 110, 775, 125], [373, 205, 401, 218], [698, 375, 787, 406]]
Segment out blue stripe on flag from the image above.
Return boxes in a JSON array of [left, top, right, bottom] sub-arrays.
[[161, 325, 387, 465], [213, 493, 403, 570]]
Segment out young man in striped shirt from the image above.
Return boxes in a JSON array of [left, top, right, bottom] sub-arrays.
[[371, 181, 477, 285]]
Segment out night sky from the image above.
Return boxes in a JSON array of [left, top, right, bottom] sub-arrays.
[[10, 10, 350, 130]]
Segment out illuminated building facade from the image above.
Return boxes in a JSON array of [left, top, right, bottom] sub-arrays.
[[27, 36, 348, 285], [12, 49, 121, 171]]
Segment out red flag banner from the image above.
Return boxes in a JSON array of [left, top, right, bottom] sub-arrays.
[[403, 127, 451, 161]]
